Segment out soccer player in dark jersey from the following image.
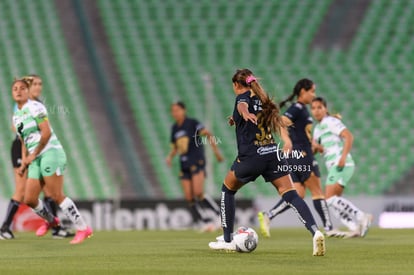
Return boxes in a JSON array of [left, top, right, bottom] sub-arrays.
[[0, 75, 72, 240], [258, 78, 333, 237], [208, 69, 325, 256], [166, 101, 224, 231]]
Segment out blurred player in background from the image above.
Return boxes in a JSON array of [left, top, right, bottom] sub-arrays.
[[208, 69, 325, 256], [311, 97, 372, 237], [0, 75, 72, 239], [166, 101, 223, 231], [10, 78, 91, 244], [258, 78, 333, 237]]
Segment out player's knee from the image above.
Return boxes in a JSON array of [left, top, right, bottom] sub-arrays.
[[23, 196, 38, 208], [221, 184, 237, 195], [12, 194, 24, 203], [194, 192, 204, 200], [184, 194, 194, 202]]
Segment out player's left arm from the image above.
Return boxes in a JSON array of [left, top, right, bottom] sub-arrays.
[[338, 128, 353, 168], [199, 128, 224, 162], [237, 102, 257, 125], [279, 126, 292, 153], [25, 111, 51, 165]]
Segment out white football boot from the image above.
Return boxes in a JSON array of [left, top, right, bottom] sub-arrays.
[[312, 230, 326, 256]]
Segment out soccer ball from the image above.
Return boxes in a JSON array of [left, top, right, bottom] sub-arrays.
[[233, 227, 258, 253]]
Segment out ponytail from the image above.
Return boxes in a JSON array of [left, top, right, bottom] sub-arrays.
[[232, 69, 284, 135], [279, 93, 296, 108], [250, 81, 284, 134], [280, 78, 314, 108]]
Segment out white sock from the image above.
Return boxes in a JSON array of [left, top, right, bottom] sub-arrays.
[[327, 196, 361, 232], [33, 199, 55, 223], [59, 197, 87, 231]]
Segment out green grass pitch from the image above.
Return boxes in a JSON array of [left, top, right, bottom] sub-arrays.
[[0, 228, 413, 274]]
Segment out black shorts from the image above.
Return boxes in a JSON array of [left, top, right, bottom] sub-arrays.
[[287, 149, 320, 184], [179, 159, 206, 180], [231, 156, 290, 184], [11, 137, 22, 168]]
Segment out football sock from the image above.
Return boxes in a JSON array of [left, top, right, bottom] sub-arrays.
[[283, 190, 318, 236], [59, 197, 87, 231], [43, 197, 58, 217], [268, 199, 290, 220], [195, 201, 210, 223], [221, 184, 237, 242], [33, 199, 55, 223], [1, 199, 20, 230], [188, 200, 205, 223], [313, 198, 333, 231], [200, 194, 220, 216], [327, 196, 361, 231]]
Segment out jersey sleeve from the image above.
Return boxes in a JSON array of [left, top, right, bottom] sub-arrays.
[[29, 102, 49, 124], [283, 103, 301, 123], [235, 93, 251, 107], [327, 117, 347, 136], [194, 119, 205, 132]]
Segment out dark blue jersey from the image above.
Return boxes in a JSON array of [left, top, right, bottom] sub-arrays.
[[170, 117, 205, 168], [232, 90, 277, 160], [284, 102, 313, 149]]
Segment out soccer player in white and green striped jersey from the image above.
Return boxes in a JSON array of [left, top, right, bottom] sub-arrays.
[[311, 97, 372, 238], [11, 78, 92, 244]]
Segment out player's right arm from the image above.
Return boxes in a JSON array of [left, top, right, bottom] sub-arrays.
[[18, 137, 27, 175], [237, 102, 257, 124], [166, 144, 177, 167]]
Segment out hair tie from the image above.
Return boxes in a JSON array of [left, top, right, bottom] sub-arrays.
[[245, 75, 257, 85]]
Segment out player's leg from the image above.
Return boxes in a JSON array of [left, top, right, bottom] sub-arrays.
[[1, 139, 26, 239], [181, 175, 208, 228], [42, 174, 91, 243], [258, 181, 303, 237], [271, 174, 325, 256], [267, 182, 305, 219], [24, 177, 57, 226], [191, 170, 218, 231], [42, 187, 74, 238], [325, 166, 372, 236], [0, 168, 26, 240], [208, 170, 243, 251], [259, 170, 304, 223], [23, 157, 56, 225], [305, 173, 333, 231], [257, 166, 305, 237], [193, 170, 220, 215], [41, 149, 91, 244]]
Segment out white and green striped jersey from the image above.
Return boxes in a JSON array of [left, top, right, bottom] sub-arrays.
[[12, 100, 62, 155], [313, 115, 354, 169]]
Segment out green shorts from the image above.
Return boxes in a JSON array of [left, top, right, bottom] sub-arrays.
[[325, 165, 355, 187], [28, 149, 67, 179]]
